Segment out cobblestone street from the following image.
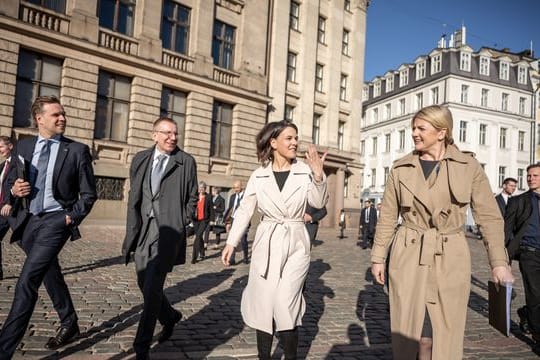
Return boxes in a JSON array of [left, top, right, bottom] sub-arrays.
[[0, 223, 537, 359]]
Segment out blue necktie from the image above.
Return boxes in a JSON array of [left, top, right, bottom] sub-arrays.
[[30, 140, 51, 215]]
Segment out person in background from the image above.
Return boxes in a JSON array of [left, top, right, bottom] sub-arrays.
[[192, 181, 213, 263], [224, 180, 249, 265], [359, 199, 377, 249], [371, 105, 513, 360], [304, 205, 327, 245], [222, 120, 328, 360], [121, 117, 198, 359], [496, 177, 517, 217], [209, 187, 226, 249], [0, 136, 14, 281], [505, 163, 540, 349], [0, 96, 97, 357]]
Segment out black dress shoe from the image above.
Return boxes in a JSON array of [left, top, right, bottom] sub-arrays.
[[135, 351, 150, 360], [191, 259, 197, 264], [0, 269, 3, 281], [158, 310, 182, 343], [518, 306, 531, 334], [45, 323, 80, 349]]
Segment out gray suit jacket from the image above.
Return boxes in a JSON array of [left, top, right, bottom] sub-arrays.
[[122, 146, 198, 269]]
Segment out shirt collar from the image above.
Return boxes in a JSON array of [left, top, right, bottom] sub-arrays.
[[153, 149, 170, 161]]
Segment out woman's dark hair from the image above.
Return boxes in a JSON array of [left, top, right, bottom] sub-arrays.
[[256, 120, 298, 165]]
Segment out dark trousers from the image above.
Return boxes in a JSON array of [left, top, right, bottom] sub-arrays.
[[0, 212, 76, 359], [361, 225, 374, 247], [134, 258, 177, 354], [230, 230, 248, 263], [519, 249, 540, 336], [192, 220, 208, 261], [0, 216, 10, 272]]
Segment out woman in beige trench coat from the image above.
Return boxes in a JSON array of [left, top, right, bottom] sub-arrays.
[[371, 105, 514, 360], [222, 120, 328, 359]]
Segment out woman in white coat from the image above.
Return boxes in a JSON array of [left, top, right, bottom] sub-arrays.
[[222, 120, 328, 359]]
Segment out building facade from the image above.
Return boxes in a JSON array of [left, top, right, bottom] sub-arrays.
[[361, 29, 539, 202], [0, 0, 368, 225]]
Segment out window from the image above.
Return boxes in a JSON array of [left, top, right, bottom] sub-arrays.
[[479, 124, 487, 145], [161, 1, 190, 54], [160, 87, 187, 147], [519, 97, 526, 115], [340, 73, 348, 101], [362, 86, 369, 101], [460, 51, 471, 71], [317, 16, 326, 44], [14, 49, 62, 128], [371, 136, 377, 155], [212, 20, 235, 69], [371, 168, 376, 187], [399, 68, 408, 87], [460, 84, 469, 104], [415, 92, 423, 110], [312, 114, 320, 145], [384, 103, 391, 120], [518, 66, 527, 84], [315, 63, 324, 92], [98, 0, 135, 36], [372, 108, 378, 122], [498, 166, 506, 187], [501, 93, 509, 111], [386, 75, 394, 92], [344, 0, 351, 11], [360, 140, 365, 155], [499, 61, 509, 80], [27, 0, 66, 13], [384, 167, 389, 185], [210, 101, 233, 158], [517, 168, 524, 190], [287, 52, 297, 82], [416, 61, 426, 80], [385, 133, 391, 152], [459, 120, 467, 142], [95, 70, 131, 141], [399, 129, 405, 150], [430, 87, 439, 105], [342, 29, 350, 55], [518, 131, 525, 151], [374, 80, 381, 97], [479, 56, 490, 76], [285, 104, 294, 122], [290, 1, 299, 30], [399, 98, 405, 115], [338, 121, 345, 150], [431, 54, 442, 74], [481, 88, 489, 107], [499, 127, 507, 148]]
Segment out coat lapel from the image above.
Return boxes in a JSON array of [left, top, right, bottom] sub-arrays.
[[396, 154, 434, 214], [281, 160, 307, 205], [259, 164, 289, 217]]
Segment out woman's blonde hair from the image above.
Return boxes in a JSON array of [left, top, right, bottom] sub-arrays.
[[411, 105, 454, 145]]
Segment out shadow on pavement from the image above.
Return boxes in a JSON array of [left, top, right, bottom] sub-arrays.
[[325, 267, 392, 359], [42, 268, 236, 359], [61, 255, 125, 275]]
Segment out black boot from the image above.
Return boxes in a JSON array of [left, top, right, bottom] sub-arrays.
[[279, 328, 298, 360], [256, 330, 273, 360]]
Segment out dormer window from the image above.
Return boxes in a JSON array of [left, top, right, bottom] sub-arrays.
[[386, 75, 394, 92], [479, 56, 490, 76], [416, 61, 426, 80], [518, 66, 527, 84], [431, 54, 442, 74], [460, 51, 471, 72], [374, 80, 381, 97], [399, 69, 408, 87], [499, 61, 509, 80]]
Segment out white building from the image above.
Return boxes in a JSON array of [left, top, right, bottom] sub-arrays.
[[360, 28, 539, 202]]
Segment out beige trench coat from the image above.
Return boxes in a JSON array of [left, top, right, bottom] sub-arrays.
[[371, 145, 508, 360], [226, 160, 328, 334]]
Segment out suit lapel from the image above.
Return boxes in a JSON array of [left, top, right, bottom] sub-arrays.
[[52, 138, 69, 190]]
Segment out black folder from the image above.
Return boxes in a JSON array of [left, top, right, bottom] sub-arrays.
[[488, 280, 512, 337]]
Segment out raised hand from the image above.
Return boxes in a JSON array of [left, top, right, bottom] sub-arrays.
[[304, 144, 327, 182]]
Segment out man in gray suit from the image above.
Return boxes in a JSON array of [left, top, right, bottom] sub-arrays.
[[122, 117, 198, 359]]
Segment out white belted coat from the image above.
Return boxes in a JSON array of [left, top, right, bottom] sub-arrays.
[[226, 160, 328, 334]]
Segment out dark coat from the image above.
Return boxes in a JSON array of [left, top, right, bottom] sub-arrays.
[[305, 205, 327, 243], [504, 191, 534, 259], [212, 194, 225, 222], [7, 136, 97, 242], [360, 205, 377, 233], [495, 193, 507, 217], [122, 146, 198, 268]]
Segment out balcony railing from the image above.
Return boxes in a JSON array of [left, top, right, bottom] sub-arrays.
[[19, 2, 69, 34], [98, 29, 138, 56], [162, 50, 194, 73], [213, 67, 239, 87]]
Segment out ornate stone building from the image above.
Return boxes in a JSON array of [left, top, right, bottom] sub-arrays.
[[0, 0, 368, 225]]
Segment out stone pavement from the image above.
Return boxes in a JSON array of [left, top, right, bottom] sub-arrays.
[[0, 223, 538, 359]]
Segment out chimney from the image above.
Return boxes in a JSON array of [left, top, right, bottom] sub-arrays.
[[438, 34, 447, 49]]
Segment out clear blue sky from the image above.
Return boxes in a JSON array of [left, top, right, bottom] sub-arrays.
[[364, 0, 539, 81]]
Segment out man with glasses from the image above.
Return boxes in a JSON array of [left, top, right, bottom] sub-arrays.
[[122, 117, 198, 359]]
